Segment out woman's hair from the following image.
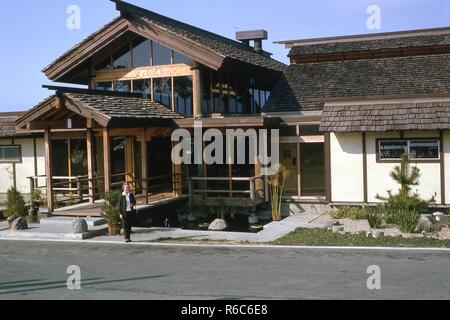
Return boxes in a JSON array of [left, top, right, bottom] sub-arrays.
[[122, 183, 130, 191]]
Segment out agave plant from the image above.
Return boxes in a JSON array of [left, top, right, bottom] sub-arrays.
[[267, 164, 288, 221]]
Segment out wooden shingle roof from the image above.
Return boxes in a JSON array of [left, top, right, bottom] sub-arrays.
[[263, 53, 450, 113], [320, 101, 450, 132]]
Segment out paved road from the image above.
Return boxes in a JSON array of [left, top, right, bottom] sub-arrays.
[[0, 240, 449, 300]]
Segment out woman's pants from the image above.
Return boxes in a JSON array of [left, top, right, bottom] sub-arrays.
[[122, 211, 134, 240]]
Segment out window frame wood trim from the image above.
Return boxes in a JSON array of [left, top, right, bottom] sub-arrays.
[[376, 137, 441, 163], [0, 144, 23, 164]]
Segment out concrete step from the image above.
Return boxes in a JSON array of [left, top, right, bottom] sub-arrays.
[[40, 217, 107, 227]]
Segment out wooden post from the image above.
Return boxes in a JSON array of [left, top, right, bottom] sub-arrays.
[[192, 64, 202, 118], [141, 128, 148, 205], [44, 129, 54, 213], [250, 178, 256, 213], [188, 179, 194, 207], [103, 128, 111, 193], [86, 129, 95, 204]]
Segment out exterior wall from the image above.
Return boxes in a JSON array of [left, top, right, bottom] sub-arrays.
[[330, 132, 364, 202], [0, 137, 45, 198], [330, 130, 445, 204]]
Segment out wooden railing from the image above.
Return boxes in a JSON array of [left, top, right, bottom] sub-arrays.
[[27, 173, 181, 209], [188, 175, 268, 211]]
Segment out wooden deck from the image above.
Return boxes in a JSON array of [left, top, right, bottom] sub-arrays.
[[44, 193, 187, 217]]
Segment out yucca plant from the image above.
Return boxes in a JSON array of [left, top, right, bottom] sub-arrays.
[[101, 191, 122, 226], [391, 208, 420, 233], [268, 165, 288, 221], [366, 207, 383, 229]]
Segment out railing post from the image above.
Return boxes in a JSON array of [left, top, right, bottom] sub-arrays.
[[77, 176, 82, 201], [188, 178, 194, 209], [250, 178, 256, 213]]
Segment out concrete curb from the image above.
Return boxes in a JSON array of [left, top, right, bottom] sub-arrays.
[[1, 237, 450, 251]]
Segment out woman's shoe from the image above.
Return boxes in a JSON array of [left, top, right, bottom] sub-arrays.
[[125, 239, 131, 243]]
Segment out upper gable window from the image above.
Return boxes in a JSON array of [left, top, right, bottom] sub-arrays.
[[173, 51, 192, 65], [152, 42, 172, 66], [132, 39, 151, 68], [113, 44, 132, 69], [95, 57, 112, 71]]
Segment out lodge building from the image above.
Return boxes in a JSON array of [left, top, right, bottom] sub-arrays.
[[2, 0, 450, 214]]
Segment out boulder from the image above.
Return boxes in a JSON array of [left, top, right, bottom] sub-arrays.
[[12, 217, 28, 231], [7, 215, 18, 223], [248, 214, 258, 225], [71, 218, 88, 234], [208, 219, 228, 231]]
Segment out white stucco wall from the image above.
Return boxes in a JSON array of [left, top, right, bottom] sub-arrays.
[[0, 137, 46, 197], [330, 132, 364, 202], [331, 131, 445, 204]]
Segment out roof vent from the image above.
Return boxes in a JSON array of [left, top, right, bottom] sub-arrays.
[[236, 30, 268, 54]]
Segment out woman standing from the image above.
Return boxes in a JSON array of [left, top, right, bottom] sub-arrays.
[[118, 183, 136, 243]]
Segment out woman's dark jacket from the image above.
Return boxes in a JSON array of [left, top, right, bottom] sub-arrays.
[[118, 193, 137, 214]]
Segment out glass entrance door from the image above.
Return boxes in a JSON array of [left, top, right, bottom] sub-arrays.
[[300, 143, 325, 196], [279, 143, 298, 196]]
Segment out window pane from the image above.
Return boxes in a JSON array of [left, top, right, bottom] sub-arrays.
[[173, 51, 192, 64], [221, 75, 229, 113], [202, 70, 211, 113], [152, 42, 172, 66], [300, 125, 320, 136], [174, 76, 193, 117], [95, 57, 112, 71], [132, 38, 151, 67], [133, 79, 151, 97], [280, 126, 297, 137], [153, 77, 172, 108], [409, 140, 439, 159], [113, 44, 131, 69], [95, 82, 113, 91], [379, 141, 407, 159], [212, 72, 220, 113], [0, 146, 21, 162], [114, 80, 131, 92]]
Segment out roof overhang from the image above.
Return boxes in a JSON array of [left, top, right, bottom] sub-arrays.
[[320, 97, 450, 133], [175, 116, 280, 129]]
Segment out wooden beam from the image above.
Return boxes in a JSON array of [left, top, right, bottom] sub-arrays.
[[44, 130, 54, 213], [192, 64, 202, 118], [103, 128, 111, 193], [362, 132, 368, 203], [86, 129, 95, 204], [27, 121, 66, 130], [141, 128, 148, 204], [324, 133, 332, 203], [440, 130, 445, 205]]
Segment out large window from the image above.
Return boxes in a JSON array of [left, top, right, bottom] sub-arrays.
[[133, 79, 151, 98], [153, 77, 172, 107], [113, 44, 132, 69], [113, 80, 131, 92], [152, 42, 172, 66], [378, 139, 440, 160], [0, 145, 21, 163], [95, 81, 113, 91], [95, 37, 193, 70], [132, 39, 151, 67], [174, 76, 193, 117]]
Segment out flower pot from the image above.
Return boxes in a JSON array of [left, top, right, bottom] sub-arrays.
[[108, 224, 121, 236]]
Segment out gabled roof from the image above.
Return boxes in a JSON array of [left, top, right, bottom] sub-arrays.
[[320, 99, 450, 132], [0, 112, 27, 137], [16, 90, 184, 129], [43, 0, 285, 83], [263, 53, 450, 113]]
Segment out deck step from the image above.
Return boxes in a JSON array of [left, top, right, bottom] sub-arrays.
[[40, 217, 107, 227]]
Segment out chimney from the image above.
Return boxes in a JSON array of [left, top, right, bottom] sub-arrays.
[[236, 30, 268, 54]]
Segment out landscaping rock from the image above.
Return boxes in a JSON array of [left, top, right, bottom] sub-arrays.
[[371, 229, 384, 239], [332, 224, 344, 233], [208, 219, 228, 231], [7, 215, 18, 223], [71, 218, 88, 234], [12, 217, 28, 230], [248, 214, 258, 224]]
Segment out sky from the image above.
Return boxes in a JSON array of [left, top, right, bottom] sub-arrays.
[[0, 0, 449, 112]]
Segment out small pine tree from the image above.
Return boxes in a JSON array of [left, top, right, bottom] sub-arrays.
[[5, 187, 28, 218], [391, 153, 420, 199]]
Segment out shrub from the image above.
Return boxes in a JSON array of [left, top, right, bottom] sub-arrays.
[[5, 187, 27, 218], [366, 207, 384, 229], [101, 191, 121, 225], [330, 206, 367, 220], [417, 216, 444, 234], [391, 209, 420, 233], [381, 194, 429, 223], [268, 165, 288, 221]]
